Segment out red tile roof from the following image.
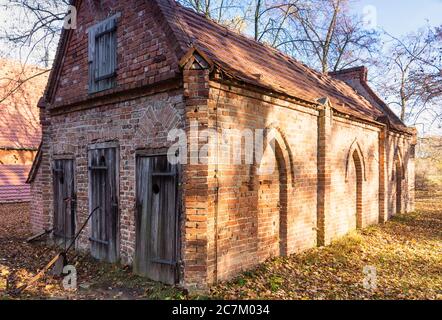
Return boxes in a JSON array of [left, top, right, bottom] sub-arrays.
[[158, 0, 410, 132], [0, 59, 48, 150], [44, 0, 411, 134], [0, 165, 32, 203]]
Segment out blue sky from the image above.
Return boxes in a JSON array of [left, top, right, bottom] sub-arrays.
[[353, 0, 442, 36], [350, 0, 442, 134]]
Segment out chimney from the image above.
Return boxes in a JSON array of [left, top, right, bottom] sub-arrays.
[[328, 66, 368, 84]]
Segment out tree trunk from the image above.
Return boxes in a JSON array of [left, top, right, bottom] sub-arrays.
[[400, 93, 407, 122], [321, 0, 341, 73], [400, 76, 407, 122], [254, 0, 262, 41]]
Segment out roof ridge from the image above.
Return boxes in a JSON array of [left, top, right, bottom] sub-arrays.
[[360, 78, 406, 125], [176, 2, 317, 71], [176, 4, 261, 45], [43, 0, 83, 103], [150, 0, 192, 57], [176, 4, 335, 75], [41, 0, 411, 134], [174, 1, 377, 106]]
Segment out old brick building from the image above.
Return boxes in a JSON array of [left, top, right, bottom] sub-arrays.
[[28, 0, 416, 290], [0, 59, 46, 203]]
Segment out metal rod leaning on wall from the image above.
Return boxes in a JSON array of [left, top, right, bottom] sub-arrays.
[[65, 206, 100, 254], [13, 206, 101, 295]]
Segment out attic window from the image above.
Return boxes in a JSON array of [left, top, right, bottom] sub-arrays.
[[88, 14, 120, 93], [191, 52, 210, 70]]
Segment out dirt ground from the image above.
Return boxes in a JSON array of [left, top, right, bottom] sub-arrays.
[[0, 191, 441, 300], [0, 203, 185, 300], [210, 191, 442, 300]]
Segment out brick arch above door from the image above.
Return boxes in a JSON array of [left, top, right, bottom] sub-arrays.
[[134, 103, 184, 149]]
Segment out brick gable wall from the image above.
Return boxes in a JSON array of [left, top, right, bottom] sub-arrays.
[[32, 91, 185, 262], [51, 0, 179, 107]]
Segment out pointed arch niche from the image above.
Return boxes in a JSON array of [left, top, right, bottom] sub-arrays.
[[393, 147, 406, 215], [251, 125, 295, 257], [345, 140, 367, 229]]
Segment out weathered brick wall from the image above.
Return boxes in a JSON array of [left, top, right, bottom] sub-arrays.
[[206, 82, 319, 282], [28, 0, 209, 289], [29, 79, 416, 290], [30, 107, 52, 233], [52, 0, 179, 107], [181, 66, 216, 290], [386, 133, 415, 217], [29, 0, 183, 234], [32, 91, 185, 263], [203, 82, 415, 283], [29, 167, 45, 234], [327, 67, 417, 224], [328, 118, 381, 240], [29, 0, 191, 273]]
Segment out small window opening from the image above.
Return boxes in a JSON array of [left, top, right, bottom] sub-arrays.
[[88, 14, 119, 93]]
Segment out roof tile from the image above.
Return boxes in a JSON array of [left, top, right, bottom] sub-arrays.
[[0, 59, 47, 149], [166, 0, 410, 132], [0, 165, 32, 203]]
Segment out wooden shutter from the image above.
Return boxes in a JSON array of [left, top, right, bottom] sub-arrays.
[[88, 147, 119, 263], [135, 155, 180, 285], [88, 14, 119, 93], [53, 159, 76, 247]]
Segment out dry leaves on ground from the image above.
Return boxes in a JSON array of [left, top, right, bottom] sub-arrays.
[[210, 191, 442, 300], [1, 191, 440, 300], [0, 203, 185, 300]]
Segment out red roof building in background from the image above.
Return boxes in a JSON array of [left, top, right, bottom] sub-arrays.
[[0, 59, 47, 203]]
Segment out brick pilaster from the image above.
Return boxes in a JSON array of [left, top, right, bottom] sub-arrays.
[[181, 63, 214, 291], [317, 100, 332, 246], [35, 105, 52, 232], [379, 128, 389, 223], [408, 128, 418, 213]]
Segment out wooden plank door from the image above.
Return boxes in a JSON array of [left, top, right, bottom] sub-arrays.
[[53, 159, 76, 247], [135, 155, 179, 285], [88, 147, 119, 263]]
